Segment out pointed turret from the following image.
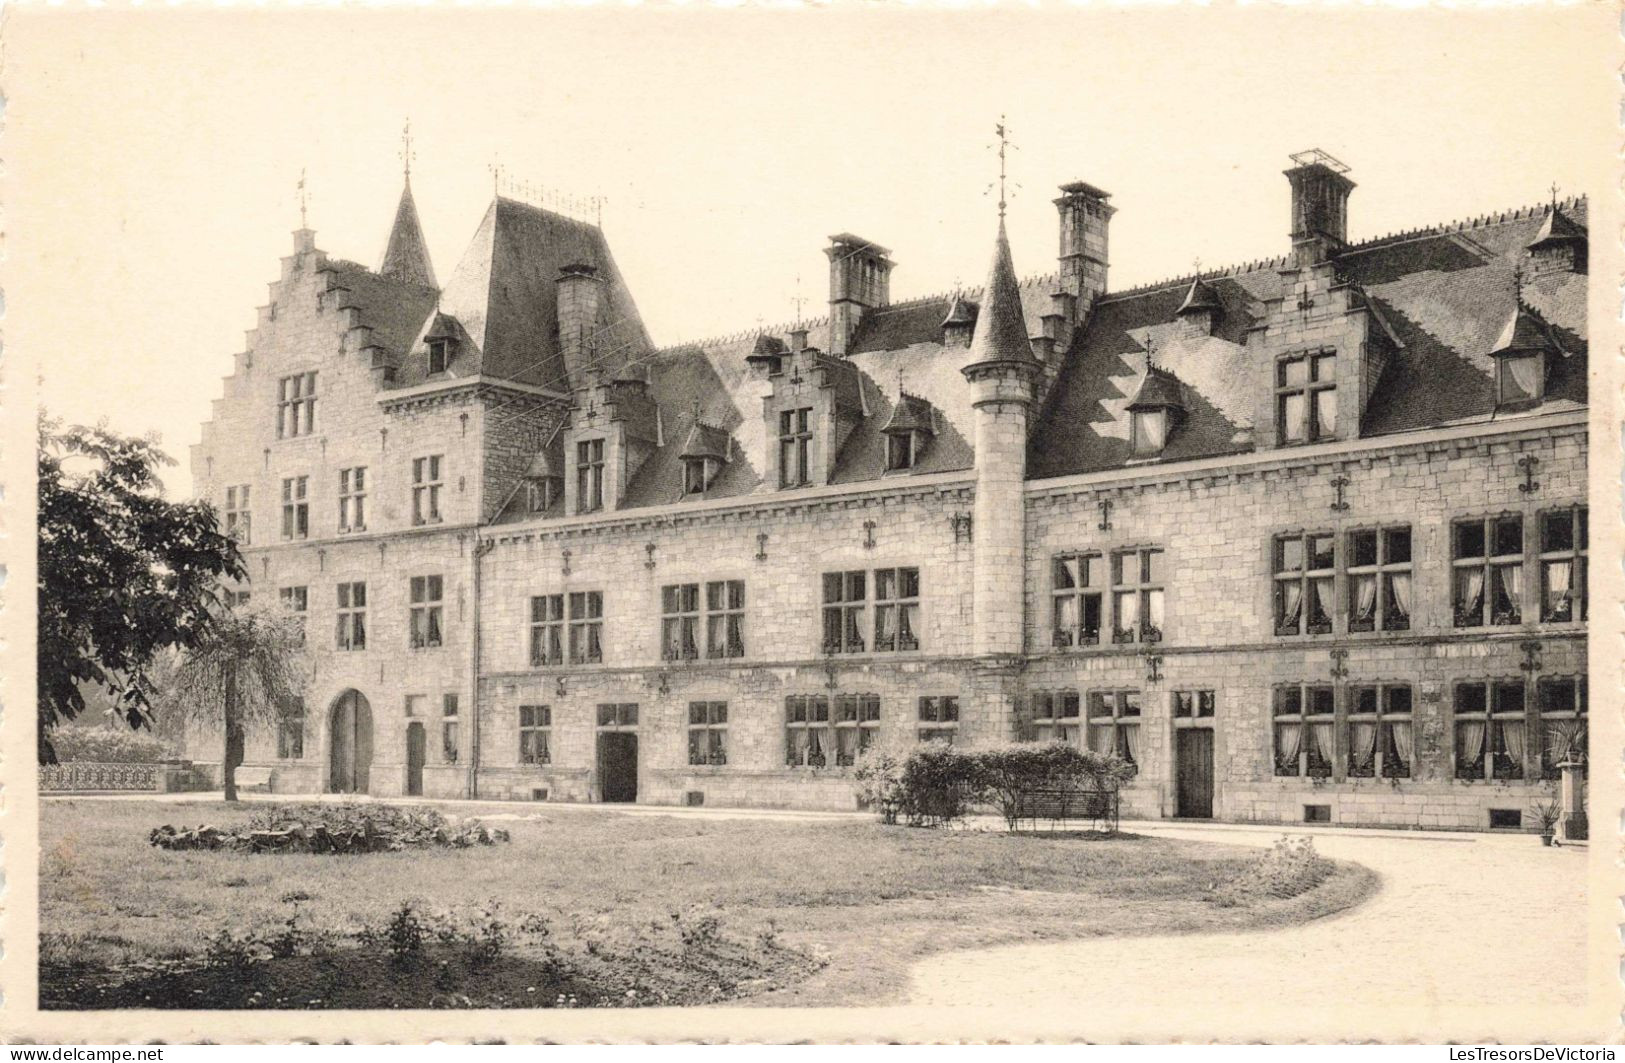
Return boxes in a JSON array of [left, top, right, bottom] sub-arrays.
[[966, 221, 1037, 368], [380, 182, 437, 289]]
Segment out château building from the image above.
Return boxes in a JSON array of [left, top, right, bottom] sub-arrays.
[[189, 148, 1589, 829]]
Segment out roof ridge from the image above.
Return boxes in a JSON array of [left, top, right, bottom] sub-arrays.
[[1102, 256, 1291, 302], [651, 313, 834, 355], [1341, 193, 1587, 257]]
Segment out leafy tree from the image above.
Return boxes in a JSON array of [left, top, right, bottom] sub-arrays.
[[37, 417, 244, 763], [167, 602, 305, 801]]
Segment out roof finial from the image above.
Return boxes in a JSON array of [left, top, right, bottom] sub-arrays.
[[489, 158, 504, 197], [792, 274, 806, 327], [400, 119, 415, 185], [993, 115, 1012, 221], [1549, 181, 1560, 209], [1192, 256, 1202, 278], [297, 167, 308, 229], [1145, 332, 1158, 371], [897, 367, 905, 395], [691, 398, 701, 424], [1513, 261, 1527, 304]]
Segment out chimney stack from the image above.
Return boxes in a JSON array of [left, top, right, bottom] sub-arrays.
[[1284, 150, 1356, 267], [556, 262, 603, 388], [826, 234, 893, 355], [1052, 181, 1114, 348]]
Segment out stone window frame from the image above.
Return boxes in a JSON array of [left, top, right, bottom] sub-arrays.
[[224, 484, 252, 545], [885, 431, 916, 472], [686, 701, 728, 766], [226, 589, 252, 608], [276, 696, 305, 760], [1109, 547, 1165, 645], [567, 591, 605, 665], [1129, 408, 1171, 458], [1051, 552, 1104, 649], [1451, 512, 1524, 628], [1274, 347, 1337, 446], [529, 593, 565, 666], [1027, 690, 1082, 743], [334, 581, 367, 652], [1345, 683, 1414, 780], [833, 693, 881, 766], [1271, 529, 1336, 637], [279, 585, 308, 644], [526, 478, 560, 515], [1452, 678, 1528, 782], [596, 702, 640, 730], [917, 695, 960, 744], [276, 371, 318, 439], [575, 439, 606, 514], [404, 694, 426, 719], [280, 475, 309, 541], [1271, 682, 1335, 778], [1172, 689, 1217, 722], [1345, 525, 1413, 634], [1086, 689, 1142, 770], [411, 454, 445, 526], [441, 693, 461, 765], [658, 580, 744, 662], [821, 570, 868, 654], [778, 407, 813, 489], [519, 704, 552, 766], [408, 574, 444, 650], [1536, 675, 1587, 779], [873, 567, 921, 653], [427, 338, 453, 377], [1537, 505, 1588, 624], [785, 694, 832, 769], [338, 466, 368, 533]]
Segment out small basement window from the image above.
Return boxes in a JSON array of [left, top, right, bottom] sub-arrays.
[[531, 788, 549, 802], [684, 791, 706, 807], [1303, 804, 1331, 824], [1488, 809, 1523, 830]]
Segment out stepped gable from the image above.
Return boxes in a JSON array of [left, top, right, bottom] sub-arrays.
[[403, 197, 651, 390], [317, 257, 439, 373], [1030, 197, 1589, 479]]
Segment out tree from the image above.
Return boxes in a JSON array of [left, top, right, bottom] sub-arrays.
[[167, 602, 305, 801], [37, 417, 245, 763]]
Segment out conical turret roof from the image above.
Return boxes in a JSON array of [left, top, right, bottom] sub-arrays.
[[380, 182, 437, 289], [966, 220, 1036, 366]]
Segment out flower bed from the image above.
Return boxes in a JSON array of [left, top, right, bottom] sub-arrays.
[[149, 803, 510, 854]]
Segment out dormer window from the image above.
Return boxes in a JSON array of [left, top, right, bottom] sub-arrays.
[[427, 339, 451, 375], [1125, 367, 1186, 458], [684, 457, 722, 496], [1488, 303, 1555, 410], [886, 432, 915, 471], [1276, 349, 1336, 445], [526, 478, 560, 514], [680, 418, 731, 498], [1130, 409, 1168, 456], [423, 313, 461, 376], [1497, 354, 1542, 406], [881, 392, 935, 473]]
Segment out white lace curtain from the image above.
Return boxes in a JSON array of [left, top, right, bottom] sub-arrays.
[[1390, 721, 1413, 772], [1352, 575, 1378, 623], [1351, 721, 1378, 771]]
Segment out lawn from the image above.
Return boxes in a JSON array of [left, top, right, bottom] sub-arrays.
[[40, 799, 1377, 1009]]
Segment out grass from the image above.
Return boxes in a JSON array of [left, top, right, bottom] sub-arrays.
[[40, 799, 1377, 1009]]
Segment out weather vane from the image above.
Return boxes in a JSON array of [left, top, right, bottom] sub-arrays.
[[298, 168, 308, 228], [489, 159, 504, 196], [992, 116, 1013, 220], [792, 274, 806, 326], [400, 119, 415, 183]]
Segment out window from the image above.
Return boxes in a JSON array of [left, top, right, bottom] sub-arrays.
[[277, 372, 317, 438], [427, 339, 452, 376], [1346, 685, 1413, 779], [1453, 516, 1523, 627], [519, 705, 551, 766], [1454, 681, 1526, 781], [409, 575, 443, 649], [918, 695, 959, 743], [886, 432, 914, 472], [1497, 353, 1541, 406], [661, 583, 702, 661], [224, 485, 252, 544], [822, 571, 867, 654], [529, 594, 565, 667], [687, 701, 728, 766], [1539, 506, 1587, 623], [874, 568, 920, 652], [567, 591, 604, 665], [683, 457, 722, 497], [280, 476, 309, 541], [276, 697, 305, 760], [575, 440, 604, 513], [527, 478, 559, 514], [785, 695, 831, 768], [442, 693, 460, 764], [704, 580, 746, 659], [1052, 554, 1103, 648], [404, 694, 425, 718], [1275, 349, 1336, 444], [279, 585, 308, 643], [1273, 684, 1334, 777], [1173, 690, 1217, 719], [834, 693, 881, 766], [226, 589, 252, 608], [1110, 549, 1164, 643], [335, 581, 367, 651], [338, 467, 367, 533], [1130, 409, 1168, 457], [1537, 677, 1587, 778], [1273, 533, 1334, 636], [1347, 527, 1412, 632], [596, 703, 639, 728], [412, 456, 444, 526], [1028, 691, 1082, 743], [778, 408, 812, 488], [1087, 691, 1141, 768]]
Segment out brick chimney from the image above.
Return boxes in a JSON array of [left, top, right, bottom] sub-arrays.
[[1285, 150, 1356, 267], [556, 262, 602, 388], [1050, 181, 1113, 350], [826, 234, 893, 356]]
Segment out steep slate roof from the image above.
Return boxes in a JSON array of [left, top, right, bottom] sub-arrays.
[[318, 258, 438, 373], [379, 183, 438, 289], [1126, 366, 1186, 411], [1030, 198, 1587, 478], [398, 197, 652, 390], [967, 220, 1039, 366]]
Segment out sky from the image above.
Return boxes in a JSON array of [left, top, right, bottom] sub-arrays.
[[6, 6, 1609, 499]]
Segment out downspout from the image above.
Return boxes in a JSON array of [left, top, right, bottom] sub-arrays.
[[469, 533, 493, 799]]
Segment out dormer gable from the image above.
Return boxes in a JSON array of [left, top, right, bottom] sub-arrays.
[[1526, 201, 1587, 278], [679, 415, 732, 496], [881, 391, 936, 471], [762, 345, 863, 489], [1488, 298, 1562, 410], [562, 374, 660, 514], [941, 295, 978, 349], [1174, 276, 1222, 338], [1124, 366, 1186, 457]]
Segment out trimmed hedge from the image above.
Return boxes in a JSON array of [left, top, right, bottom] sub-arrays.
[[48, 727, 175, 764]]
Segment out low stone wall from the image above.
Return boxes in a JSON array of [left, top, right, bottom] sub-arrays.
[[40, 760, 206, 794]]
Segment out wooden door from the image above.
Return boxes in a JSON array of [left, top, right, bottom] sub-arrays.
[[1175, 728, 1214, 818], [405, 722, 425, 797], [327, 690, 374, 794], [597, 733, 639, 803]]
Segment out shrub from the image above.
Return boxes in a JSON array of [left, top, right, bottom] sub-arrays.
[[899, 743, 982, 827], [150, 803, 511, 854], [976, 742, 1134, 830], [852, 735, 914, 819], [1208, 836, 1331, 906], [47, 727, 174, 764]]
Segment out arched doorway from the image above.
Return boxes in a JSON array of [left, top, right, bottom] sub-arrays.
[[328, 690, 374, 794]]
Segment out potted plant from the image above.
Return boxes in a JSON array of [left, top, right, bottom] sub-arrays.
[[1529, 796, 1561, 845]]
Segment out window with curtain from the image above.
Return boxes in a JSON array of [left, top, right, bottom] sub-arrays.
[[822, 571, 868, 654], [1273, 684, 1334, 777], [1497, 353, 1542, 406], [1110, 548, 1165, 644], [834, 694, 881, 766], [1539, 506, 1587, 623], [1452, 516, 1523, 627], [529, 594, 565, 667], [917, 695, 959, 743], [1086, 690, 1141, 770], [408, 575, 444, 649], [1028, 691, 1082, 743], [661, 584, 702, 661], [874, 568, 921, 652], [1536, 677, 1587, 778], [687, 702, 728, 766], [701, 580, 745, 659], [276, 697, 306, 760], [519, 704, 551, 765], [778, 408, 812, 488], [1051, 554, 1104, 648], [1275, 349, 1336, 445], [785, 695, 831, 768], [568, 591, 604, 664], [1346, 685, 1413, 779], [1273, 533, 1335, 636], [1454, 681, 1526, 780], [574, 440, 604, 514], [1346, 526, 1412, 633]]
